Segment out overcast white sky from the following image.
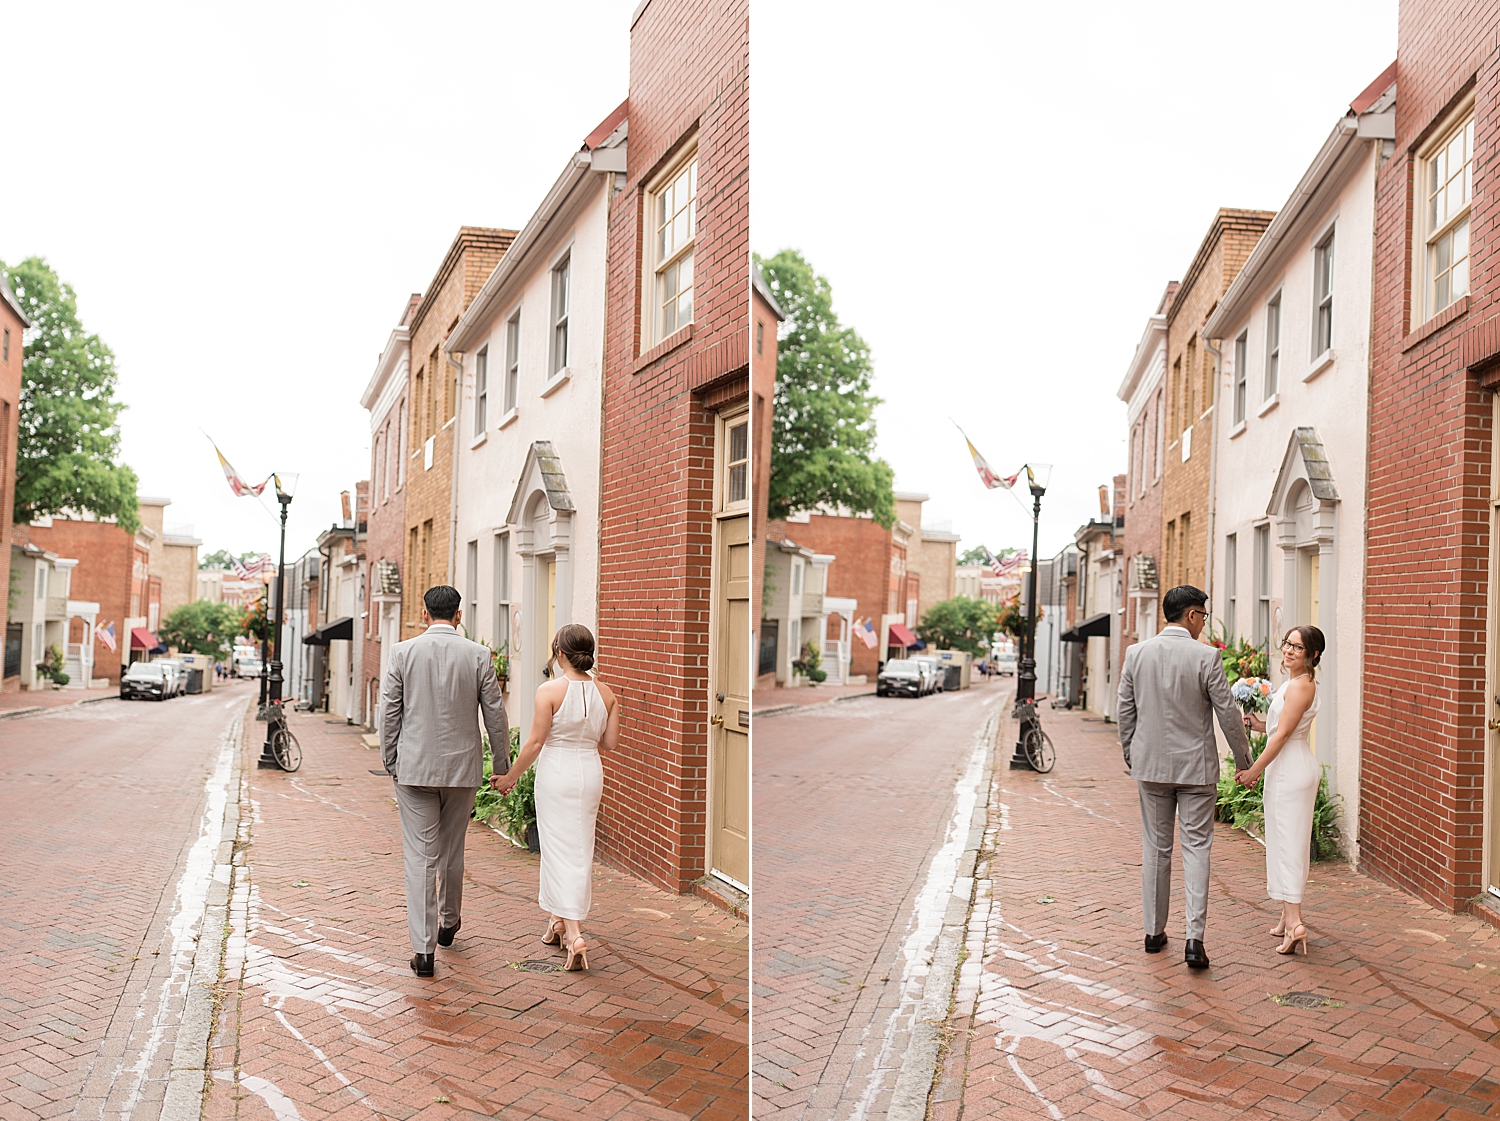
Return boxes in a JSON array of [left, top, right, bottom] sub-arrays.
[[3, 2, 629, 560], [754, 0, 1398, 559]]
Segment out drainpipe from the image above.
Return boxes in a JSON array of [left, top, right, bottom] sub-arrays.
[[1201, 330, 1223, 634], [446, 351, 464, 594]]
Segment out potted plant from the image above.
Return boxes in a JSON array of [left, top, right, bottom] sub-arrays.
[[474, 727, 538, 852], [36, 643, 69, 689], [486, 641, 510, 688], [791, 641, 827, 684]]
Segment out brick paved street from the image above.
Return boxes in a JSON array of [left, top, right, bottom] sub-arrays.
[[205, 703, 747, 1121], [936, 702, 1500, 1121], [751, 677, 1010, 1119], [0, 680, 255, 1121]]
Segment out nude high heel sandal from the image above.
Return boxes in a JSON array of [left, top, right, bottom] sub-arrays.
[[1275, 924, 1308, 955], [542, 919, 565, 946], [564, 936, 589, 971]]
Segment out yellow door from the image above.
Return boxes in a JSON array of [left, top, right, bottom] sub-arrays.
[[1308, 552, 1319, 755], [547, 562, 557, 641], [711, 513, 750, 889]]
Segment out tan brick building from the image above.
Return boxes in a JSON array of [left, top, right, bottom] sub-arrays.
[[1160, 210, 1273, 596], [895, 491, 959, 626], [401, 228, 515, 639]]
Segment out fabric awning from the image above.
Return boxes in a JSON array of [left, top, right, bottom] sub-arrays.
[[1060, 612, 1111, 643], [130, 627, 160, 651], [302, 616, 355, 646], [887, 622, 919, 648]]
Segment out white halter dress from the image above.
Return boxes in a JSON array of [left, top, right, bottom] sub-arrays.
[[534, 677, 607, 920], [1263, 675, 1321, 904]]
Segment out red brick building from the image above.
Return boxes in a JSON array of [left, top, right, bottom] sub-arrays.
[[596, 0, 749, 896], [0, 274, 29, 689], [1362, 3, 1500, 913], [751, 265, 782, 690]]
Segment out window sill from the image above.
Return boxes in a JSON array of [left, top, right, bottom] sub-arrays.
[[1229, 420, 1247, 439], [631, 323, 694, 374], [1304, 349, 1335, 382], [498, 407, 519, 431], [469, 429, 488, 450], [1403, 295, 1469, 352], [1257, 393, 1280, 417], [540, 367, 572, 398]]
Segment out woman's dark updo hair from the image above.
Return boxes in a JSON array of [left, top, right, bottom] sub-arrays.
[[552, 623, 596, 673], [1282, 624, 1326, 678]]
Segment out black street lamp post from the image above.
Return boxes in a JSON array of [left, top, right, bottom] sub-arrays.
[[1010, 471, 1047, 770], [258, 476, 295, 768]]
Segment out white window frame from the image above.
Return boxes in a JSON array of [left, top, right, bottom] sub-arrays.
[[724, 415, 748, 509], [474, 347, 488, 436], [1153, 389, 1164, 482], [397, 397, 407, 487], [549, 254, 570, 377], [1418, 102, 1475, 323], [1224, 532, 1238, 639], [465, 539, 479, 630], [504, 310, 521, 414], [1263, 292, 1282, 401], [1232, 331, 1248, 426], [1253, 523, 1271, 646], [645, 144, 698, 347], [493, 532, 511, 655], [1313, 227, 1335, 358]]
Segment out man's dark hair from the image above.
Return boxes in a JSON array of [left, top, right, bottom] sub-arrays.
[[1162, 584, 1208, 623], [423, 585, 462, 621]]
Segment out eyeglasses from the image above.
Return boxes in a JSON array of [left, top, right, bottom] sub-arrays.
[[1282, 641, 1306, 653], [1186, 609, 1208, 621]]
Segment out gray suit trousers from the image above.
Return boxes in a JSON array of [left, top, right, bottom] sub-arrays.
[[1138, 781, 1216, 941], [394, 783, 475, 954]]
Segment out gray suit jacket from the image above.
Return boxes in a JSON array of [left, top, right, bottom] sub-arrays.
[[1116, 626, 1251, 785], [381, 624, 508, 788]]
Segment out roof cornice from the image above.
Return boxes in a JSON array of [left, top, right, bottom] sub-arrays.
[[361, 325, 410, 411], [1116, 312, 1169, 405]]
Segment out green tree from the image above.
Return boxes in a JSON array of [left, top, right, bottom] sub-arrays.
[[159, 599, 246, 656], [757, 249, 895, 527], [200, 548, 264, 570], [1, 258, 139, 531], [958, 545, 991, 567], [917, 596, 1000, 658]]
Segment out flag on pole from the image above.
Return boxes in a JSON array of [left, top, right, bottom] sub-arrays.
[[998, 549, 1029, 575], [855, 616, 878, 649], [96, 621, 117, 652], [232, 554, 273, 581], [210, 439, 269, 498], [955, 425, 1021, 490], [982, 547, 1004, 577]]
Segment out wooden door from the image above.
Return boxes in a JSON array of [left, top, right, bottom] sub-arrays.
[[711, 513, 750, 889]]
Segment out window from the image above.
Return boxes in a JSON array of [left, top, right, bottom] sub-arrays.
[[725, 419, 748, 506], [493, 533, 510, 654], [1314, 230, 1335, 355], [1264, 294, 1281, 399], [649, 153, 697, 344], [36, 564, 46, 602], [1179, 512, 1191, 585], [1253, 523, 1271, 646], [1224, 533, 1238, 639], [758, 619, 778, 676], [756, 320, 764, 356], [1423, 111, 1474, 318], [413, 369, 425, 441], [1154, 390, 1164, 481], [504, 312, 520, 413], [1233, 332, 1248, 425], [382, 419, 392, 500], [397, 399, 407, 486], [550, 256, 570, 376], [474, 347, 488, 436], [1171, 357, 1182, 434], [466, 540, 479, 629], [1186, 337, 1197, 421], [3, 328, 8, 362], [791, 558, 803, 596]]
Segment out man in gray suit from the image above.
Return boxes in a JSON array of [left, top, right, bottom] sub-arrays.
[[1116, 584, 1250, 969], [381, 585, 508, 977]]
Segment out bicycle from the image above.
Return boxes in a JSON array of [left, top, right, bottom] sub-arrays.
[[265, 701, 302, 772], [1013, 697, 1055, 774]]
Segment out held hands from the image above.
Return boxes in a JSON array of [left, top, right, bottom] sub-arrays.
[[1235, 768, 1260, 789], [489, 771, 519, 794]]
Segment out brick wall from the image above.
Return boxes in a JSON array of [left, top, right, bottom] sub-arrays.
[[596, 0, 749, 894], [21, 519, 135, 684], [1161, 210, 1274, 595], [1361, 6, 1500, 912], [752, 283, 779, 688], [402, 228, 515, 638], [0, 286, 23, 687]]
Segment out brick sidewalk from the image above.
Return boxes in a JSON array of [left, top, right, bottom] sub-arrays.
[[937, 703, 1500, 1120], [0, 685, 118, 713], [752, 683, 875, 713], [206, 708, 747, 1121]]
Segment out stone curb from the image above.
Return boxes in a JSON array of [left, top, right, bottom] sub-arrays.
[[0, 692, 119, 720], [886, 699, 1005, 1121], [160, 701, 247, 1121], [751, 689, 878, 720]]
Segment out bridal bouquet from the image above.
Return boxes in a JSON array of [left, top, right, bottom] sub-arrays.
[[1231, 676, 1272, 714]]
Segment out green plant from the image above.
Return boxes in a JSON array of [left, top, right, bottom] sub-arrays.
[[242, 593, 269, 644], [1218, 634, 1268, 684], [36, 642, 67, 684], [474, 727, 533, 845], [918, 596, 1001, 656], [160, 600, 245, 656], [484, 640, 510, 679], [1216, 735, 1343, 861], [792, 641, 827, 683]]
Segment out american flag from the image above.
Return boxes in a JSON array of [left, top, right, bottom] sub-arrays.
[[232, 554, 273, 581], [96, 621, 116, 653], [998, 549, 1029, 575], [854, 616, 878, 650]]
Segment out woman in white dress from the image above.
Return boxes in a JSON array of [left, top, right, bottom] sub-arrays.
[[491, 624, 621, 971], [1236, 625, 1323, 955]]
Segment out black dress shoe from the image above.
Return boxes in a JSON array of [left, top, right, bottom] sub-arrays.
[[410, 953, 434, 977], [1184, 939, 1210, 969], [437, 919, 461, 948], [1144, 932, 1168, 953]]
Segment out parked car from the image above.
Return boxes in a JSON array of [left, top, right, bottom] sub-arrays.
[[997, 651, 1018, 676], [912, 655, 944, 694], [234, 656, 263, 679], [120, 661, 169, 701], [155, 658, 186, 697], [877, 659, 924, 698]]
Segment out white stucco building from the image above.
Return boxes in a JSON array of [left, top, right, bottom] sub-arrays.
[[446, 103, 625, 735], [1203, 76, 1395, 859]]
